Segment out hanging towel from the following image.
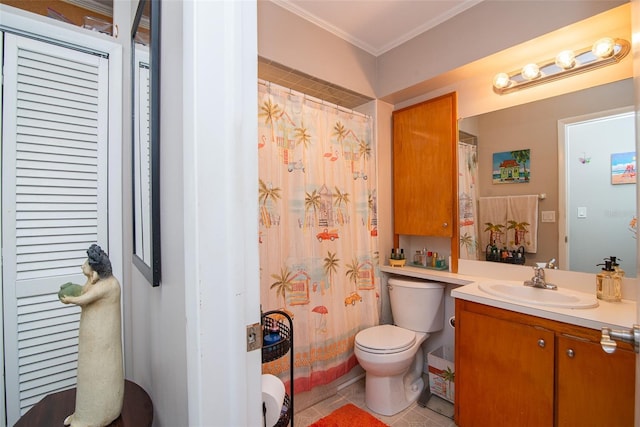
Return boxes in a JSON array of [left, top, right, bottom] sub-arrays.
[[506, 195, 539, 253], [478, 197, 508, 250]]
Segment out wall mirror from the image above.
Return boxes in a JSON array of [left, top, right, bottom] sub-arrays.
[[459, 78, 636, 278], [132, 0, 161, 286]]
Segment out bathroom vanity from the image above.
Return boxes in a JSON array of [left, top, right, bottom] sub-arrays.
[[380, 263, 637, 426], [455, 299, 634, 426]]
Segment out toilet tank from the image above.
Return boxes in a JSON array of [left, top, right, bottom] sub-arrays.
[[388, 277, 444, 333]]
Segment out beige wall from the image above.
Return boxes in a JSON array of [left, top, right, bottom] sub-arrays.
[[257, 1, 377, 99], [376, 1, 626, 101], [120, 1, 189, 425], [461, 79, 634, 267]]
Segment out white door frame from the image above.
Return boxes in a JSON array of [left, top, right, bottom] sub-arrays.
[[557, 106, 635, 272], [182, 1, 261, 426]]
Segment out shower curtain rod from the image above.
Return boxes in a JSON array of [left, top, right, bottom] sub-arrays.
[[258, 78, 371, 119]]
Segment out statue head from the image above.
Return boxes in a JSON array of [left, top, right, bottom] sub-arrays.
[[87, 244, 112, 278]]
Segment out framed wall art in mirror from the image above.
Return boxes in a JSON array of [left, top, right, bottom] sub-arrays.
[[132, 0, 161, 286]]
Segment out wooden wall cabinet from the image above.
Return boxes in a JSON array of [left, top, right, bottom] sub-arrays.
[[392, 92, 459, 270], [455, 300, 635, 427]]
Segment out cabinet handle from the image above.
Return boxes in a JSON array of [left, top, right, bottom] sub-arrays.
[[538, 339, 545, 348], [566, 348, 575, 358], [442, 222, 448, 228]]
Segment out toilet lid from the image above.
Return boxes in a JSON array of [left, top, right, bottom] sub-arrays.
[[355, 324, 416, 354]]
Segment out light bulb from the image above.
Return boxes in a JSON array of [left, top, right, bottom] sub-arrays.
[[592, 37, 615, 58], [493, 72, 511, 89], [555, 50, 576, 69], [521, 63, 540, 80]]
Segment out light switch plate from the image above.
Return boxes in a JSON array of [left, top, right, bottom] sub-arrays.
[[541, 211, 556, 223], [577, 207, 587, 218]]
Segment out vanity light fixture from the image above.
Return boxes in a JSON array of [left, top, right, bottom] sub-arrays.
[[493, 37, 630, 94], [521, 63, 541, 80]]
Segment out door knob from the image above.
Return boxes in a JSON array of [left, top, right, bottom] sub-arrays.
[[601, 325, 640, 354]]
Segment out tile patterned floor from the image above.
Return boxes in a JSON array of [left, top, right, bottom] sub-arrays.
[[294, 377, 458, 427]]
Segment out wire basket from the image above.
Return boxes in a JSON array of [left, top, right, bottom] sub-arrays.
[[273, 393, 291, 427], [262, 316, 291, 363]]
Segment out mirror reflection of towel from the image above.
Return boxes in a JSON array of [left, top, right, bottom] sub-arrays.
[[479, 195, 538, 253], [507, 195, 538, 253], [479, 197, 508, 250]]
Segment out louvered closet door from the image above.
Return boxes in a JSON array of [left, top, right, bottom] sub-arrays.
[[1, 33, 109, 423]]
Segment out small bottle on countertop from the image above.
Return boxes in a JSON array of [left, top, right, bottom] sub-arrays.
[[610, 256, 625, 278], [596, 257, 622, 302]]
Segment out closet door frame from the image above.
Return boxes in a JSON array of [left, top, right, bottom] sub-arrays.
[[0, 6, 122, 424]]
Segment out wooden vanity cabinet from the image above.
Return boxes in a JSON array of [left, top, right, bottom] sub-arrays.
[[556, 334, 635, 426], [392, 93, 459, 270], [455, 300, 635, 427], [455, 303, 555, 426]]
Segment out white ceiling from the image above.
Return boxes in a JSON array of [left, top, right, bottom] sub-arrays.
[[271, 0, 484, 56]]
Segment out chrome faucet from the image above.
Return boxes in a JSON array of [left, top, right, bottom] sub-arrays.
[[524, 266, 557, 290]]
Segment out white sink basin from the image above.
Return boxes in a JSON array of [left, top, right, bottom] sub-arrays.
[[477, 281, 599, 309]]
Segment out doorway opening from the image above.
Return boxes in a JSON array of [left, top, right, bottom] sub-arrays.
[[558, 107, 636, 277]]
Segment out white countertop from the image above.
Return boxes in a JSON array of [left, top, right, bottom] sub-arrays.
[[381, 264, 477, 286], [381, 264, 637, 330]]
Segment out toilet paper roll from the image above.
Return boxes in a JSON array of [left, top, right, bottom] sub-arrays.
[[262, 374, 285, 427]]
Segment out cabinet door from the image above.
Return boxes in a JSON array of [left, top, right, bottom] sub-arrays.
[[556, 334, 635, 426], [392, 93, 457, 236], [457, 309, 554, 426]]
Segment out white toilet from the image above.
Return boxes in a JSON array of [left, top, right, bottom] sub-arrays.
[[354, 277, 444, 416]]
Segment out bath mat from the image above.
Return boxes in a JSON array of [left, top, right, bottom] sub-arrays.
[[309, 403, 389, 427]]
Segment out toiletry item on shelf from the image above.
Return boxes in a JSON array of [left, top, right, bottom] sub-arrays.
[[414, 251, 423, 265], [596, 257, 622, 302], [390, 248, 405, 260], [389, 248, 406, 266]]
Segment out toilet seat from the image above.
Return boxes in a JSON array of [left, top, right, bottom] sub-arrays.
[[355, 324, 416, 354]]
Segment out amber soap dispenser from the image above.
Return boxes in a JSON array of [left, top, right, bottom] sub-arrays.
[[596, 257, 622, 302]]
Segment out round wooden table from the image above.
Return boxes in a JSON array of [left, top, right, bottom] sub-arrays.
[[15, 380, 153, 427]]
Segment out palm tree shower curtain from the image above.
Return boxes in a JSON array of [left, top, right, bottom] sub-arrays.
[[258, 81, 380, 394], [459, 141, 480, 260]]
